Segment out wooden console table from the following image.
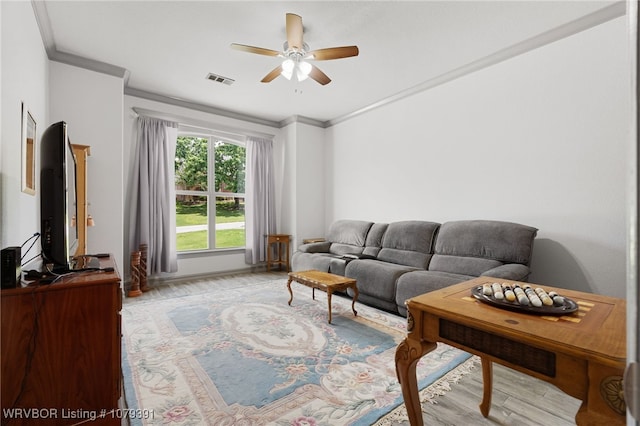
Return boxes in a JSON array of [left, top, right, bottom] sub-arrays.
[[1, 256, 122, 425], [266, 234, 290, 271], [395, 276, 626, 425]]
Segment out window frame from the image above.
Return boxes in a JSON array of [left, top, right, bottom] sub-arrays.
[[175, 130, 246, 254]]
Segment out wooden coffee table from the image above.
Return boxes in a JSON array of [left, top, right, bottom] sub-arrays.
[[287, 270, 358, 324], [395, 276, 626, 425]]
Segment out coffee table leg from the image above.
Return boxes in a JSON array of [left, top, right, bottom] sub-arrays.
[[351, 284, 358, 317], [327, 289, 333, 324], [479, 357, 493, 417], [287, 277, 294, 306]]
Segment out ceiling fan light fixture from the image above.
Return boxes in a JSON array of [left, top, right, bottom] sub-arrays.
[[297, 61, 312, 81], [281, 58, 311, 82], [281, 59, 295, 80], [233, 13, 358, 86], [296, 70, 308, 82], [298, 61, 311, 76]]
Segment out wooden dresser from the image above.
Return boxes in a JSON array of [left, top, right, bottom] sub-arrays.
[[1, 256, 122, 425]]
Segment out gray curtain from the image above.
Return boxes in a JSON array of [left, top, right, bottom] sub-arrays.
[[129, 116, 179, 274], [245, 136, 276, 264]]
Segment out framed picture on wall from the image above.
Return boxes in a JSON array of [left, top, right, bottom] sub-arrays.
[[21, 102, 36, 195]]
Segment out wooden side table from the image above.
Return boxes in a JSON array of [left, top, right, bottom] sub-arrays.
[[395, 277, 626, 426], [266, 234, 290, 271]]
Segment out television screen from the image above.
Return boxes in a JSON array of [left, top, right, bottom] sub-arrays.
[[40, 121, 78, 272], [67, 139, 78, 253]]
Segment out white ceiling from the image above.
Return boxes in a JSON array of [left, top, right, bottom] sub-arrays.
[[37, 1, 617, 126]]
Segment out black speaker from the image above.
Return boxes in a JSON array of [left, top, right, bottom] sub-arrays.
[[1, 247, 21, 289]]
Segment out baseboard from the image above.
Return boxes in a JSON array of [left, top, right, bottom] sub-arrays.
[[122, 264, 286, 291]]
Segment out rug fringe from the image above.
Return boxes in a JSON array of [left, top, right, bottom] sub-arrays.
[[372, 355, 481, 425]]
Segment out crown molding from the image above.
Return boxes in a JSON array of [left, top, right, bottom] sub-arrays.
[[31, 1, 55, 54], [50, 50, 129, 79], [30, 0, 319, 129], [31, 0, 625, 130], [126, 88, 328, 129], [326, 1, 626, 127], [32, 0, 128, 79], [124, 87, 283, 128], [131, 107, 276, 140], [278, 115, 327, 128]]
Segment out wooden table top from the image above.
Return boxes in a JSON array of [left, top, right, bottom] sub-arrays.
[[407, 276, 626, 367], [288, 270, 356, 286], [1, 255, 120, 295]]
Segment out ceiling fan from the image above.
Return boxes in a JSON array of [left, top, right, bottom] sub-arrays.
[[231, 13, 359, 85]]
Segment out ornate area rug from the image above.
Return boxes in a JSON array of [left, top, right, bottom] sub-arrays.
[[121, 278, 471, 425]]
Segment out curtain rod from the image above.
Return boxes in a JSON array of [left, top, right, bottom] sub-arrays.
[[131, 107, 276, 140]]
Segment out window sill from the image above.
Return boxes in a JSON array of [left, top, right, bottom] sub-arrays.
[[177, 247, 245, 259]]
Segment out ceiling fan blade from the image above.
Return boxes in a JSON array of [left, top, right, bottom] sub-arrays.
[[286, 13, 304, 50], [308, 64, 331, 85], [307, 46, 359, 61], [230, 43, 280, 57], [261, 65, 283, 83]]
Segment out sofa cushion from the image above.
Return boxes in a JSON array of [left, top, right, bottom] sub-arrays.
[[327, 220, 373, 246], [481, 263, 531, 281], [395, 270, 475, 316], [329, 243, 365, 256], [429, 255, 502, 277], [290, 252, 351, 275], [376, 249, 432, 269], [346, 258, 419, 306], [328, 257, 350, 276], [377, 221, 439, 268], [434, 220, 537, 265], [291, 252, 334, 272]]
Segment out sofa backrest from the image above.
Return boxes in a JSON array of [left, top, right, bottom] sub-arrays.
[[362, 223, 388, 257], [327, 220, 374, 255], [430, 220, 538, 275], [377, 221, 440, 268]]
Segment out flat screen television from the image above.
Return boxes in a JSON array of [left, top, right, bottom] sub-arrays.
[[40, 121, 78, 273]]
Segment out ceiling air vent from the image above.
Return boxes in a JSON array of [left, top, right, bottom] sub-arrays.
[[206, 73, 234, 85]]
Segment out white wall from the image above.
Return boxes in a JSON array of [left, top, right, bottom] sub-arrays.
[[279, 123, 297, 241], [49, 62, 124, 270], [325, 16, 630, 298], [279, 122, 326, 248], [3, 2, 630, 297], [295, 123, 326, 246], [123, 95, 283, 280], [1, 1, 49, 261]]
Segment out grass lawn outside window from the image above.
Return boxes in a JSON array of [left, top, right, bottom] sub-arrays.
[[176, 199, 245, 251]]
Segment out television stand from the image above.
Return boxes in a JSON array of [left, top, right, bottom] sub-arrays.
[[71, 254, 101, 270], [1, 255, 122, 425]]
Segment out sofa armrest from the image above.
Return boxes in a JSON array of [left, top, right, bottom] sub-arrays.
[[481, 263, 531, 281], [298, 241, 332, 253], [303, 237, 326, 244]]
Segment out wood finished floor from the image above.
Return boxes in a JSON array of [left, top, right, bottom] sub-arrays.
[[419, 360, 580, 426], [126, 271, 582, 425]]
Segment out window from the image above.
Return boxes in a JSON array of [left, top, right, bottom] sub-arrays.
[[175, 134, 246, 252]]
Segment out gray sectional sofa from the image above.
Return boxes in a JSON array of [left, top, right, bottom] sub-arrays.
[[291, 219, 538, 316]]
